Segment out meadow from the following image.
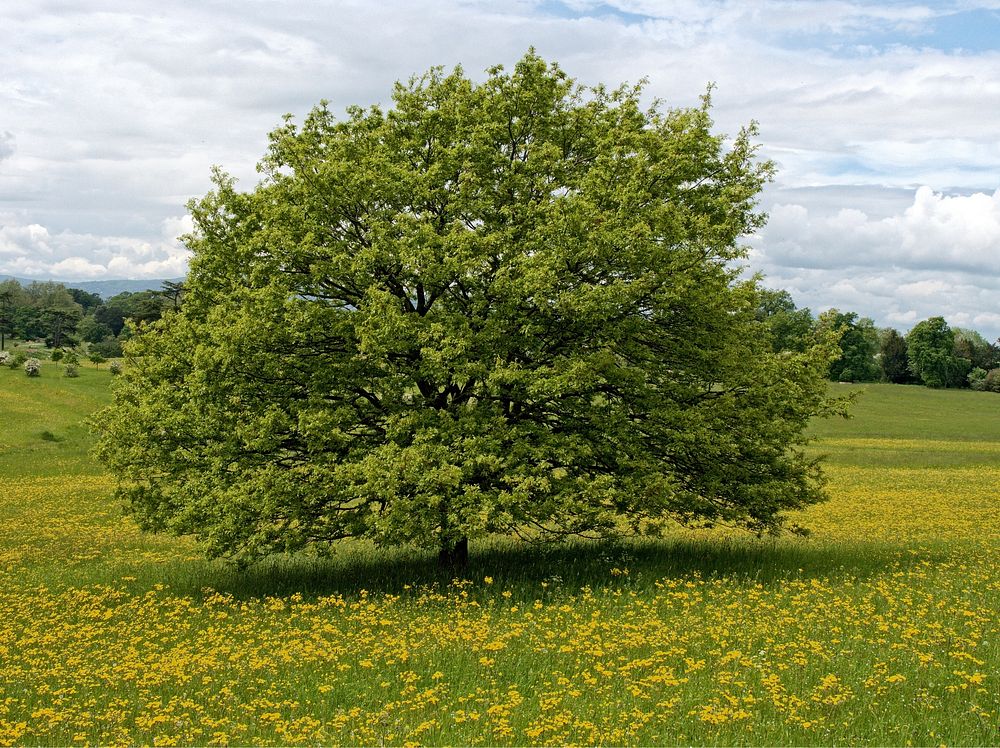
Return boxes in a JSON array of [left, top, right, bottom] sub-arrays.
[[0, 360, 997, 746]]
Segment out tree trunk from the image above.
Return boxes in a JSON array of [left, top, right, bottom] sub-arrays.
[[438, 536, 469, 568]]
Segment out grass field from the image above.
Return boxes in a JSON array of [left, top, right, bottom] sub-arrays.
[[0, 364, 997, 746]]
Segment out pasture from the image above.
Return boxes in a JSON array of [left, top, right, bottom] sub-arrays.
[[0, 363, 997, 745]]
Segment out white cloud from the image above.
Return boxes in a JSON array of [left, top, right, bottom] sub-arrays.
[[2, 0, 1000, 338], [754, 187, 1000, 339], [0, 214, 191, 280]]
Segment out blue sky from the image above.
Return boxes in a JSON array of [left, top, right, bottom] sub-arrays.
[[1, 0, 999, 338]]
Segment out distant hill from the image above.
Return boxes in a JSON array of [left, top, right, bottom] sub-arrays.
[[0, 276, 183, 299]]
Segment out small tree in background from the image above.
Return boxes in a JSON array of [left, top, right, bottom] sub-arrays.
[[818, 310, 879, 382], [754, 288, 814, 353], [879, 328, 914, 384], [89, 352, 107, 369], [906, 317, 970, 388]]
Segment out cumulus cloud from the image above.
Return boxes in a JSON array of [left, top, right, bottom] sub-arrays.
[[2, 0, 1000, 338], [0, 214, 192, 280], [759, 187, 1000, 274], [753, 187, 1000, 339]]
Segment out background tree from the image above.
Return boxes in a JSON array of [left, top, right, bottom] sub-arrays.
[[878, 327, 914, 384], [0, 285, 13, 350], [94, 291, 166, 336], [95, 53, 841, 567], [952, 327, 999, 373], [817, 309, 879, 382], [158, 280, 186, 310], [77, 315, 114, 344], [907, 317, 969, 388], [754, 288, 814, 353], [68, 287, 104, 314]]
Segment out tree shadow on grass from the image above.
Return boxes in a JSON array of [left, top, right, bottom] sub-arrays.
[[146, 534, 949, 601]]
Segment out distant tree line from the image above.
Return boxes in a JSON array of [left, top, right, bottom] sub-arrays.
[[0, 279, 183, 356], [755, 288, 1000, 391]]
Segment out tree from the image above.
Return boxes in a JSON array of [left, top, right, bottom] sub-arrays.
[[817, 309, 879, 382], [67, 287, 104, 313], [77, 315, 114, 344], [158, 280, 186, 310], [42, 306, 83, 349], [906, 317, 969, 388], [754, 288, 814, 353], [878, 328, 914, 384], [94, 53, 840, 567], [94, 291, 166, 336], [953, 327, 998, 372], [0, 286, 13, 351]]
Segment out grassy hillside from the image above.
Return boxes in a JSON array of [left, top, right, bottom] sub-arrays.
[[0, 370, 997, 745]]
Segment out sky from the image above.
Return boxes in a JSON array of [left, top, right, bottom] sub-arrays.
[[1, 1, 999, 339]]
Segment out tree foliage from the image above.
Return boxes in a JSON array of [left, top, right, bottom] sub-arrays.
[[878, 328, 914, 384], [754, 288, 814, 353], [94, 53, 840, 565], [906, 317, 969, 388], [818, 309, 879, 382]]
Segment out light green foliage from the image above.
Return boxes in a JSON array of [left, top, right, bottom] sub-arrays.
[[109, 359, 123, 376], [94, 53, 839, 564], [906, 317, 969, 388], [63, 363, 79, 378]]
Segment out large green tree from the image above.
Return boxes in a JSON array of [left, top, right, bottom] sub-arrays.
[[907, 317, 969, 388], [94, 53, 839, 566]]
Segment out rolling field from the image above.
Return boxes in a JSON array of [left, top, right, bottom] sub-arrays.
[[0, 365, 998, 746]]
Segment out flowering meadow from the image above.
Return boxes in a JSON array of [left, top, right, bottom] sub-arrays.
[[0, 365, 997, 745]]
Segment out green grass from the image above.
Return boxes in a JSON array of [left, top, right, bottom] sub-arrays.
[[0, 369, 997, 745]]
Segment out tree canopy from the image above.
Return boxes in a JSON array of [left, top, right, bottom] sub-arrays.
[[906, 317, 969, 389], [94, 53, 840, 566]]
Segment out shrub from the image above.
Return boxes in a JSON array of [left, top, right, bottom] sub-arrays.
[[50, 349, 64, 362], [24, 358, 41, 377], [968, 367, 988, 391], [0, 351, 11, 366], [109, 360, 123, 376], [63, 363, 79, 378], [984, 368, 1000, 393], [62, 350, 80, 366], [8, 351, 27, 370]]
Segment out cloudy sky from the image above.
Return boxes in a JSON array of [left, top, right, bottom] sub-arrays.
[[2, 1, 999, 338]]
